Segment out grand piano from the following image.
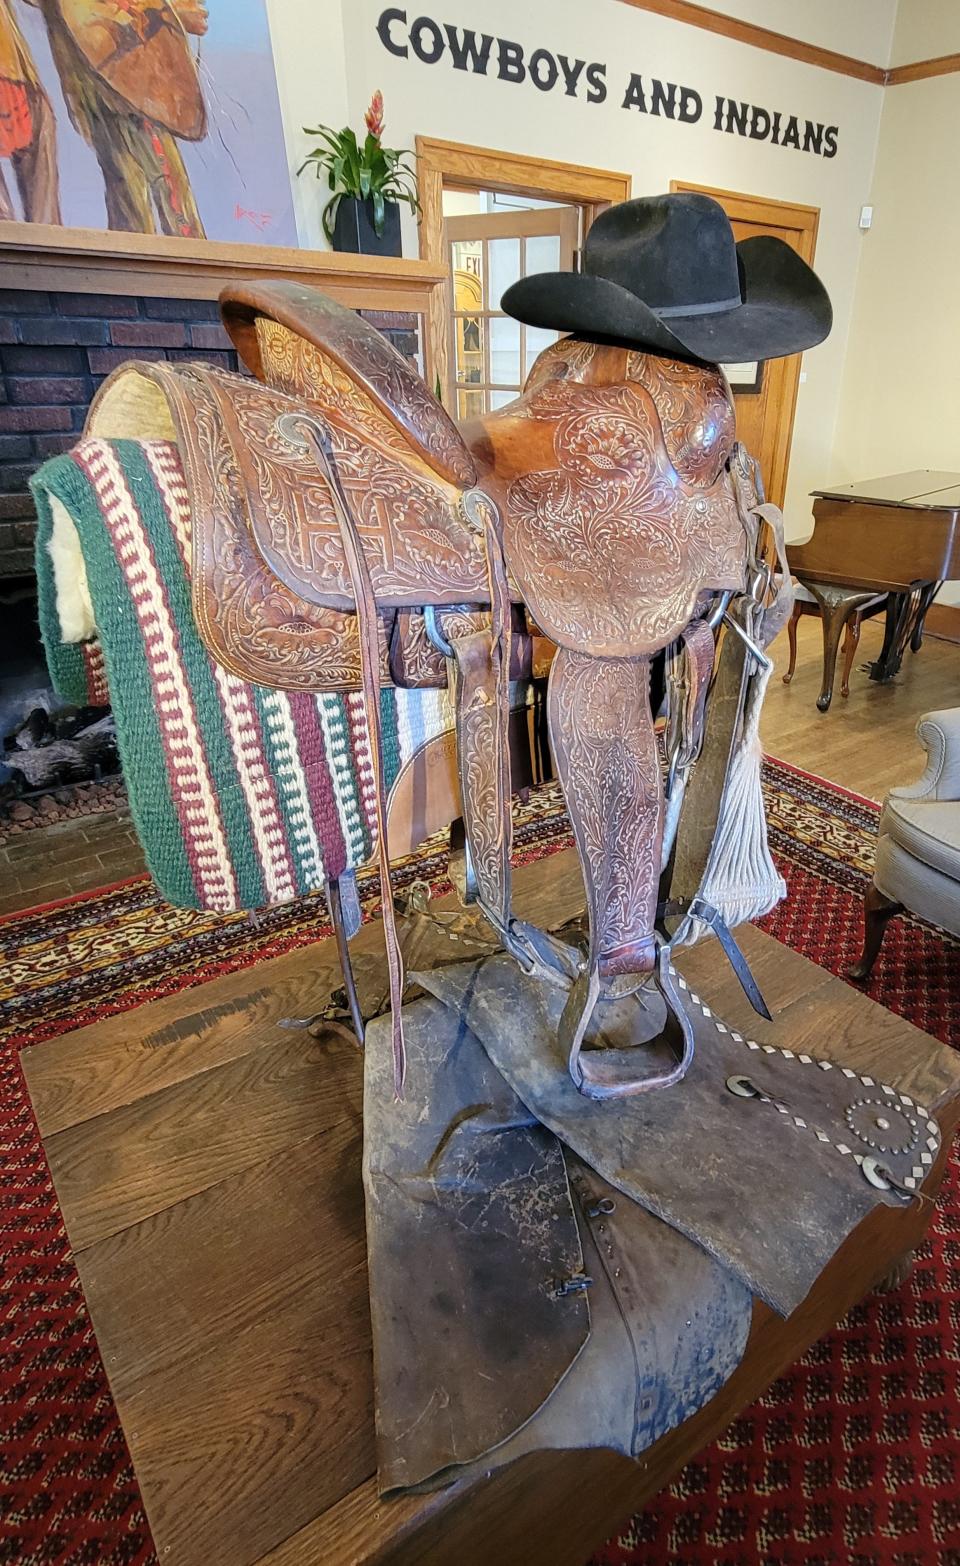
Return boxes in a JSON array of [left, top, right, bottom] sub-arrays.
[[787, 470, 960, 711]]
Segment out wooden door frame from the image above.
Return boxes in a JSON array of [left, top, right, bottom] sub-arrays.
[[671, 180, 820, 507], [417, 136, 631, 401]]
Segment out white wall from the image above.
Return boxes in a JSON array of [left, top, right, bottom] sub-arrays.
[[264, 0, 889, 537], [832, 73, 958, 479], [707, 0, 897, 66], [829, 70, 960, 606], [890, 0, 960, 64], [263, 0, 350, 246]]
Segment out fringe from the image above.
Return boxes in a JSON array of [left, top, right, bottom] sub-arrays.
[[677, 660, 786, 945]]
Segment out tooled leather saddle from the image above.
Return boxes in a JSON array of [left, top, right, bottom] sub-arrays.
[[90, 280, 790, 1099]]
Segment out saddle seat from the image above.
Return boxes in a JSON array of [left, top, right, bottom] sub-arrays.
[[463, 338, 746, 658]]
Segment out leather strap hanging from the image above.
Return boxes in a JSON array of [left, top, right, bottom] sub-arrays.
[[442, 491, 514, 939], [275, 410, 408, 1095]]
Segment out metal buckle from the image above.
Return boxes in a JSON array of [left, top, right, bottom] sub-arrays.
[[423, 603, 477, 659], [660, 896, 772, 1021], [552, 1273, 593, 1298], [722, 610, 772, 671]]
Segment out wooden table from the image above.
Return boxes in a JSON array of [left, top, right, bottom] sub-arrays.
[[789, 469, 960, 711], [21, 849, 960, 1566]]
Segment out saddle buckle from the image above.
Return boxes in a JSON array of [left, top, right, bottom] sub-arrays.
[[552, 1273, 593, 1299]]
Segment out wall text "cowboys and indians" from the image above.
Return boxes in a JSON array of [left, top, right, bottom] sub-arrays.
[[376, 11, 841, 159]]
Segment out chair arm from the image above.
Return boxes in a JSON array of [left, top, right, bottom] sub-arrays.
[[889, 709, 960, 802]]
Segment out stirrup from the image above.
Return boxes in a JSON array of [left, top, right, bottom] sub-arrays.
[[560, 942, 696, 1101]]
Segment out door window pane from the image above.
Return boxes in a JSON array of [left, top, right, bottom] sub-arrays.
[[488, 237, 521, 307], [490, 315, 521, 387], [490, 389, 516, 410], [525, 233, 562, 274], [458, 388, 485, 421], [525, 326, 558, 375], [454, 315, 484, 387], [451, 239, 484, 306]]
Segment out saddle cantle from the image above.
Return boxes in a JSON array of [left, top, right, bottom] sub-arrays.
[[89, 282, 789, 1100]]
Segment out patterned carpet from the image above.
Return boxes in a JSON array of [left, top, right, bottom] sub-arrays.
[[1, 758, 958, 1566]]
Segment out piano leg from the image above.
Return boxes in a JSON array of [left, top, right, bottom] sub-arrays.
[[840, 616, 861, 699], [805, 583, 880, 713], [869, 581, 939, 683]]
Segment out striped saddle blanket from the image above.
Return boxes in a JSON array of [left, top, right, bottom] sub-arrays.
[[30, 438, 461, 914]]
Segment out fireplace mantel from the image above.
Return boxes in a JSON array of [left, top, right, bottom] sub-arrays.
[[0, 222, 447, 381]]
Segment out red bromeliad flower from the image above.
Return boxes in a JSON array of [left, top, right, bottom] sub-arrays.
[[364, 90, 384, 140]]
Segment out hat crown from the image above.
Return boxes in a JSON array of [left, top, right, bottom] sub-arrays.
[[583, 194, 741, 314]]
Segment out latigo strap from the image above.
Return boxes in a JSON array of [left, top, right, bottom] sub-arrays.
[[275, 411, 409, 1094]]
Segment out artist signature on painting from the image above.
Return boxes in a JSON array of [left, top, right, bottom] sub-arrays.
[[235, 204, 274, 232]]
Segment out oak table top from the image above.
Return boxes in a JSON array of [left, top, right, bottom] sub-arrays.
[[21, 848, 960, 1566]]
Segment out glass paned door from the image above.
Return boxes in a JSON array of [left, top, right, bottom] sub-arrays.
[[445, 205, 580, 419]]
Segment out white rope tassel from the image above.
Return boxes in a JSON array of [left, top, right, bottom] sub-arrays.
[[677, 659, 785, 946]]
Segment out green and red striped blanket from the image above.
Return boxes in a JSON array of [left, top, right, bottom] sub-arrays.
[[31, 438, 457, 913]]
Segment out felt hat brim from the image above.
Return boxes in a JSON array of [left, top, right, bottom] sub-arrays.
[[500, 236, 832, 364]]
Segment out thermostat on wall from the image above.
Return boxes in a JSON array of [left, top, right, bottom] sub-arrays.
[[859, 205, 873, 230]]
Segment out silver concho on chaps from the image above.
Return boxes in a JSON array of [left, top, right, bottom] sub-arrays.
[[84, 192, 938, 1496]]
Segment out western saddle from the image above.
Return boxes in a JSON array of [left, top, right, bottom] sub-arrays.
[[89, 280, 789, 1099]]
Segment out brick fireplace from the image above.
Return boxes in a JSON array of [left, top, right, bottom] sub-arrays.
[[0, 290, 240, 579], [0, 291, 423, 581]]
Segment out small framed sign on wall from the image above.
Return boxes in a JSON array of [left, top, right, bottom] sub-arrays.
[[724, 360, 764, 394]]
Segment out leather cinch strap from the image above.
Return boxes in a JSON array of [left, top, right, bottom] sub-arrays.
[[442, 490, 514, 941], [276, 411, 408, 1096]]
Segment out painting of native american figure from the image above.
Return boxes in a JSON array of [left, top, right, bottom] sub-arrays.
[[0, 0, 296, 243]]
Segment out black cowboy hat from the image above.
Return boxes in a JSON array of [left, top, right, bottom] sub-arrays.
[[501, 192, 832, 364]]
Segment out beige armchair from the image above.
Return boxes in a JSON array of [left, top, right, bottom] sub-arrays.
[[850, 708, 960, 978]]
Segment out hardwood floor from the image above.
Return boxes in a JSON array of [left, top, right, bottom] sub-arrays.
[[762, 617, 960, 800], [0, 804, 144, 915]]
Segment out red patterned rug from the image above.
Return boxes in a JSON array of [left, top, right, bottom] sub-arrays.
[[1, 758, 958, 1566]]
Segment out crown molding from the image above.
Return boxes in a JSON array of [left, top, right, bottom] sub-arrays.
[[884, 53, 960, 86], [616, 0, 885, 84], [617, 1, 960, 88]]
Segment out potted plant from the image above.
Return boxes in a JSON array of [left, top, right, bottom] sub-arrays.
[[298, 91, 420, 257]]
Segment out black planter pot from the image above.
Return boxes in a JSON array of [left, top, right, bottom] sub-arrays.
[[331, 196, 402, 257]]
